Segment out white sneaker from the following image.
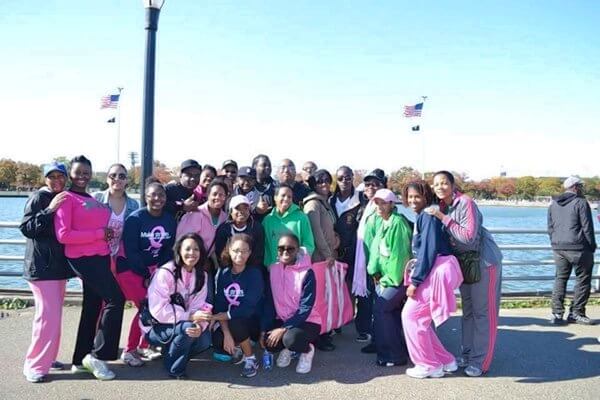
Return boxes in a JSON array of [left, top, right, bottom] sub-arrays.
[[82, 354, 116, 381], [443, 359, 458, 373], [296, 344, 315, 374], [406, 365, 444, 379], [121, 350, 145, 367], [71, 364, 87, 373], [277, 349, 293, 368], [24, 371, 45, 383], [464, 365, 483, 377], [137, 347, 162, 361]]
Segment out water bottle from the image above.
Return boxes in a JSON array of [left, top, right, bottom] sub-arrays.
[[262, 350, 273, 371]]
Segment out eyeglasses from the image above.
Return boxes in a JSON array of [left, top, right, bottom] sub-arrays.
[[108, 173, 127, 180], [337, 176, 353, 182], [364, 181, 382, 188], [230, 249, 250, 255], [277, 246, 298, 254], [316, 179, 331, 185]]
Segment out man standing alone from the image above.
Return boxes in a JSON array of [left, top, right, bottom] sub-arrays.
[[548, 176, 596, 325]]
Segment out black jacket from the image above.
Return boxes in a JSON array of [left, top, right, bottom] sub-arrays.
[[548, 191, 597, 252], [165, 182, 194, 221], [20, 188, 75, 281], [330, 189, 368, 267]]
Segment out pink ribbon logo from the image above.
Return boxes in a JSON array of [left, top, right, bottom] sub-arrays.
[[145, 226, 166, 250], [225, 283, 241, 306]]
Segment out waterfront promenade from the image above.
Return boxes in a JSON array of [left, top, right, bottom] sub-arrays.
[[0, 306, 598, 400]]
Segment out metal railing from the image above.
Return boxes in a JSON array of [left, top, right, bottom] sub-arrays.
[[1, 222, 599, 296]]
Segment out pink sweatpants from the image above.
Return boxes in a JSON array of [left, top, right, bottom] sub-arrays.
[[402, 279, 455, 370], [24, 280, 66, 375], [116, 268, 154, 352]]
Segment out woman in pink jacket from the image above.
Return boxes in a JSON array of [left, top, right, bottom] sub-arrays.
[[266, 233, 321, 374], [54, 155, 125, 381], [144, 233, 212, 379]]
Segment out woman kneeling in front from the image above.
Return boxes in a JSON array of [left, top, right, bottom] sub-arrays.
[[265, 233, 321, 374], [144, 233, 212, 379]]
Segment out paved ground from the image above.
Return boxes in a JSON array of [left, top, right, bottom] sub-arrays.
[[0, 306, 599, 400]]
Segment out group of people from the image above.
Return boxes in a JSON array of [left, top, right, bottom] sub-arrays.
[[21, 154, 505, 383]]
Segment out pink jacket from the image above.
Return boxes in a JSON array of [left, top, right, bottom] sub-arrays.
[[269, 252, 321, 327], [54, 191, 111, 259], [144, 261, 210, 333], [176, 203, 227, 255]]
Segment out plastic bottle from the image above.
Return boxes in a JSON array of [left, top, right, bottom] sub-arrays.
[[262, 349, 273, 371]]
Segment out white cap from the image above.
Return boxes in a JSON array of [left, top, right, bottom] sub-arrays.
[[373, 188, 397, 203], [563, 176, 583, 189], [229, 195, 251, 210]]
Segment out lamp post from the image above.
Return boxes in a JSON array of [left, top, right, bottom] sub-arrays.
[[140, 0, 165, 205]]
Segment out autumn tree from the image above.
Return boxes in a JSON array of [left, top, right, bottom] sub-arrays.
[[0, 159, 18, 189], [15, 162, 42, 189], [515, 176, 539, 200], [388, 167, 421, 193], [537, 177, 562, 197]]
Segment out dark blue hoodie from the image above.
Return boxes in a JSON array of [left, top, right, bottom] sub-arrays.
[[410, 212, 452, 287]]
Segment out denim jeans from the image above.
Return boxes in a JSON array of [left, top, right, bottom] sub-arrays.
[[373, 285, 408, 363], [147, 321, 211, 377]]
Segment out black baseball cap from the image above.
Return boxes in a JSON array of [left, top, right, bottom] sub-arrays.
[[364, 168, 386, 185], [180, 159, 201, 172], [237, 166, 256, 179], [222, 160, 238, 170]]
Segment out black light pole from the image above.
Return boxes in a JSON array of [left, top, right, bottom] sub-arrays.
[[140, 0, 165, 205]]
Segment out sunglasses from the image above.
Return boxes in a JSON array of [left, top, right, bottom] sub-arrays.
[[337, 176, 353, 182], [277, 246, 298, 254], [108, 173, 127, 180], [316, 179, 331, 185]]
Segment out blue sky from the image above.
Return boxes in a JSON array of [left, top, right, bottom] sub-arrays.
[[1, 1, 598, 179]]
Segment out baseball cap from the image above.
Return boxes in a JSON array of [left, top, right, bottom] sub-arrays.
[[222, 160, 238, 170], [180, 159, 201, 173], [373, 188, 397, 203], [364, 168, 386, 184], [563, 176, 583, 189], [237, 166, 256, 179], [229, 195, 251, 210], [43, 162, 68, 178]]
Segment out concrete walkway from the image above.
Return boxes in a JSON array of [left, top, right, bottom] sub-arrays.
[[1, 306, 599, 400]]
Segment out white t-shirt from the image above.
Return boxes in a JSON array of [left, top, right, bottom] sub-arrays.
[[107, 208, 126, 256]]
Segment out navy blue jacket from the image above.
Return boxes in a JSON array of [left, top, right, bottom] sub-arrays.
[[214, 218, 265, 268], [117, 208, 177, 278], [410, 212, 452, 287]]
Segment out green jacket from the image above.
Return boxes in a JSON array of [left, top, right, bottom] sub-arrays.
[[262, 204, 316, 267], [364, 211, 412, 288]]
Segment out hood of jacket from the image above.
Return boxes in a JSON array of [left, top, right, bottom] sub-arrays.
[[272, 203, 302, 220], [554, 191, 579, 206]]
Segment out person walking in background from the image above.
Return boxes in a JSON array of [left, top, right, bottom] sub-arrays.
[[364, 188, 412, 367], [548, 176, 597, 325], [401, 180, 463, 379], [93, 163, 139, 274], [20, 162, 75, 383], [116, 179, 176, 367], [266, 233, 321, 374], [428, 170, 503, 377], [262, 184, 315, 267], [144, 233, 212, 379], [165, 159, 202, 221], [54, 155, 125, 381]]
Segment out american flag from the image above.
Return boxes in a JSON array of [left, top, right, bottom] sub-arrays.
[[100, 94, 120, 109], [403, 102, 423, 117]]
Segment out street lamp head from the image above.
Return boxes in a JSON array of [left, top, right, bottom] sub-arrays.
[[143, 0, 165, 9]]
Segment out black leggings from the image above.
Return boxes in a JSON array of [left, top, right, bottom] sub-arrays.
[[212, 317, 261, 353], [68, 255, 125, 365], [265, 320, 320, 353]]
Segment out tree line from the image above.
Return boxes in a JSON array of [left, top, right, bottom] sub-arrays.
[[1, 158, 598, 200]]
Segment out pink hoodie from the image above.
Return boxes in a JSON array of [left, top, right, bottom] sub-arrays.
[[143, 261, 210, 333], [269, 252, 321, 327], [176, 203, 227, 255], [54, 191, 111, 259]]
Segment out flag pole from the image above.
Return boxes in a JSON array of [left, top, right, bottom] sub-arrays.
[[116, 87, 123, 163], [421, 96, 427, 179]]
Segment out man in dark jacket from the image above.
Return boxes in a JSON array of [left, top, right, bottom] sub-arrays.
[[165, 159, 201, 221], [548, 176, 597, 325]]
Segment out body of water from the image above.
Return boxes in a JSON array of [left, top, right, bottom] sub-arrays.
[[1, 196, 599, 293]]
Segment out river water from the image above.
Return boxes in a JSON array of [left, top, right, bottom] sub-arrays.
[[1, 196, 599, 293]]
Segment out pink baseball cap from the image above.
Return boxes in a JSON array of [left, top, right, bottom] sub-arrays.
[[373, 188, 397, 203], [229, 195, 251, 210]]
